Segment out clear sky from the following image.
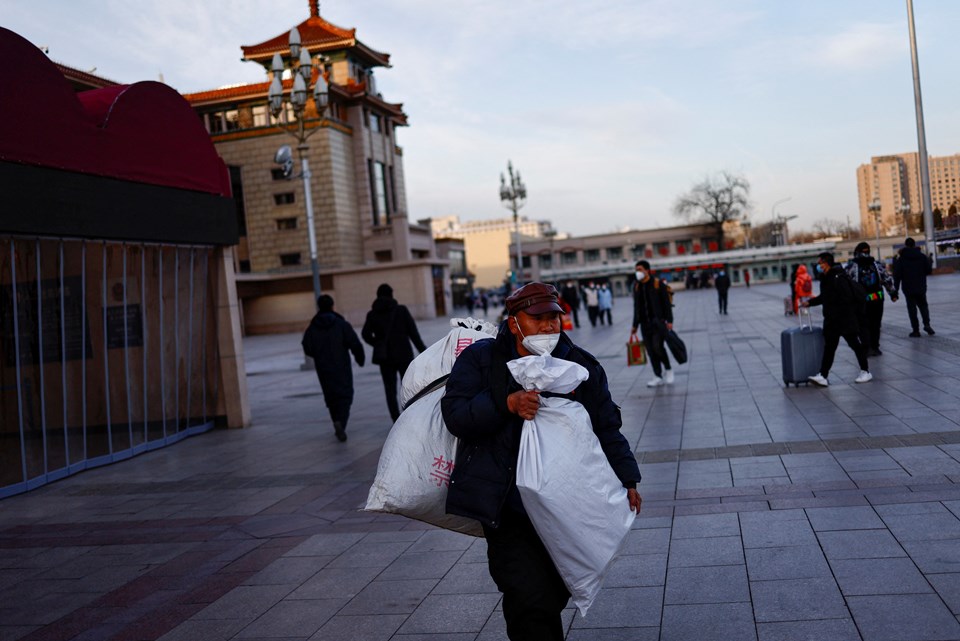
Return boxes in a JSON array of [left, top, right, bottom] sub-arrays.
[[5, 0, 960, 237]]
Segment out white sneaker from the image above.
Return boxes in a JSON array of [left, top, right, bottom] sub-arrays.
[[664, 369, 675, 384], [808, 374, 829, 387], [647, 377, 664, 388], [855, 370, 873, 384]]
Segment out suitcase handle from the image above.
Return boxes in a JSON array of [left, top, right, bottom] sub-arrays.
[[798, 305, 815, 331]]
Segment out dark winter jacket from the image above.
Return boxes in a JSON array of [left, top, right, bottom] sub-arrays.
[[893, 246, 932, 295], [440, 325, 641, 528], [715, 273, 731, 293], [845, 255, 895, 299], [361, 296, 427, 366], [301, 311, 365, 398], [560, 284, 580, 309], [806, 265, 860, 335], [631, 277, 673, 329]]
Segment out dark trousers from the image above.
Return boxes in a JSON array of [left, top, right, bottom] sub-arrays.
[[640, 322, 671, 377], [482, 508, 569, 641], [379, 359, 411, 421], [569, 306, 580, 327], [820, 327, 868, 377], [904, 292, 931, 332], [718, 290, 728, 314], [599, 308, 612, 325], [587, 306, 599, 327], [860, 300, 884, 350], [318, 378, 352, 429]]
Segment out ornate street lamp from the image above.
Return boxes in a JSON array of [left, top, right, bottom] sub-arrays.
[[899, 199, 911, 235], [499, 161, 527, 286], [263, 27, 330, 303], [868, 196, 882, 256]]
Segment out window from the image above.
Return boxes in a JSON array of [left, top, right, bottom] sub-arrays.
[[252, 105, 268, 127], [374, 250, 392, 262], [540, 254, 552, 269], [369, 160, 388, 225], [228, 165, 247, 237], [631, 244, 646, 259], [606, 247, 623, 261], [238, 260, 251, 273], [271, 168, 289, 180], [276, 217, 297, 230], [562, 251, 578, 265], [224, 109, 240, 131], [585, 249, 600, 263], [207, 112, 224, 133], [654, 242, 670, 256], [388, 165, 398, 215], [273, 192, 295, 205], [369, 112, 382, 132], [279, 252, 301, 266]]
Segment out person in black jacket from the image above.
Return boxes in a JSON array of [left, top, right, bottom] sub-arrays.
[[893, 237, 935, 337], [715, 269, 731, 315], [802, 252, 871, 386], [560, 281, 581, 328], [631, 260, 674, 387], [844, 241, 898, 355], [361, 283, 428, 421], [301, 295, 365, 442], [441, 282, 641, 641]]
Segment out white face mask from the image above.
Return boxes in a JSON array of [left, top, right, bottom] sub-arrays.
[[522, 333, 560, 356], [635, 270, 645, 281]]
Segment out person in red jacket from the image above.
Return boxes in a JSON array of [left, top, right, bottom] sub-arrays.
[[793, 264, 813, 314]]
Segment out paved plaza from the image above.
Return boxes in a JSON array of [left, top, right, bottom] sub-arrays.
[[1, 274, 960, 641]]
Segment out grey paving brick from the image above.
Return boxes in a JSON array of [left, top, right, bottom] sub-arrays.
[[661, 603, 757, 641], [192, 585, 292, 621], [325, 540, 413, 569], [670, 513, 740, 539], [927, 573, 960, 615], [284, 532, 366, 557], [664, 565, 750, 605], [740, 514, 817, 549], [309, 614, 406, 641], [571, 586, 662, 628], [830, 558, 932, 596], [902, 540, 960, 573], [817, 530, 906, 560], [745, 545, 831, 581], [620, 528, 670, 555], [756, 618, 860, 641], [847, 594, 960, 641], [431, 562, 498, 594], [235, 599, 341, 638], [379, 550, 463, 580], [156, 619, 248, 641], [287, 566, 382, 600], [604, 554, 667, 588], [397, 593, 501, 634], [751, 577, 848, 622], [875, 501, 950, 517], [880, 512, 960, 541], [339, 579, 438, 616], [805, 505, 884, 531], [667, 536, 744, 568], [567, 628, 659, 641]]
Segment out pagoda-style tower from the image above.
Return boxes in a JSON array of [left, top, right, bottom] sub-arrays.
[[184, 2, 446, 332]]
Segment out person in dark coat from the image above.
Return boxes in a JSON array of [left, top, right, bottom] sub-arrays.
[[560, 281, 580, 327], [361, 283, 428, 421], [301, 295, 365, 442], [844, 241, 898, 355], [893, 237, 935, 337], [802, 252, 871, 386], [441, 282, 641, 641], [631, 260, 674, 387], [714, 269, 731, 314]]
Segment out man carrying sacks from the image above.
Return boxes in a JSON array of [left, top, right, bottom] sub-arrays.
[[441, 282, 642, 640]]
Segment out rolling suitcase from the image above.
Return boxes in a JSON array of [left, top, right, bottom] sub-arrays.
[[781, 308, 824, 387]]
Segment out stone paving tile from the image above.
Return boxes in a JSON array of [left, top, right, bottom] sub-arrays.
[[155, 618, 248, 641], [660, 603, 756, 641], [847, 594, 960, 641], [669, 513, 740, 539], [664, 565, 750, 605], [309, 614, 407, 641], [830, 557, 932, 597], [901, 540, 960, 573], [880, 512, 960, 541], [431, 561, 499, 595], [190, 585, 292, 620], [745, 545, 832, 581], [927, 573, 960, 615], [234, 598, 342, 638], [750, 577, 848, 622], [566, 627, 658, 641], [739, 512, 817, 549], [817, 530, 907, 559], [338, 579, 438, 616], [756, 618, 861, 641], [570, 586, 663, 629], [604, 554, 667, 588], [805, 505, 884, 531], [396, 593, 501, 635], [667, 536, 744, 568]]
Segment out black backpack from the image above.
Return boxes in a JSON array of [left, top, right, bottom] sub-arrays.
[[857, 263, 881, 294]]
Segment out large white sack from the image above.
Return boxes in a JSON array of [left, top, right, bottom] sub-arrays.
[[364, 387, 484, 537], [509, 355, 637, 617], [399, 317, 497, 409]]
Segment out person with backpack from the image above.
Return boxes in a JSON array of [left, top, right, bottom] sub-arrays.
[[793, 264, 813, 314], [362, 283, 428, 421], [893, 237, 935, 338], [630, 260, 674, 387], [801, 252, 871, 386], [844, 242, 898, 356]]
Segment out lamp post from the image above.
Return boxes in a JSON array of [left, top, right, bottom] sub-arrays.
[[899, 199, 911, 236], [742, 220, 752, 249], [263, 27, 329, 304], [543, 228, 557, 280], [500, 161, 527, 286], [868, 197, 882, 256], [771, 197, 792, 246]]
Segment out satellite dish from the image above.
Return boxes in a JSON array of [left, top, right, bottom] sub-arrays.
[[274, 145, 294, 178]]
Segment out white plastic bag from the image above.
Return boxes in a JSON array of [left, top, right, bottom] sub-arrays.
[[399, 317, 498, 409], [508, 354, 637, 617], [364, 387, 483, 537]]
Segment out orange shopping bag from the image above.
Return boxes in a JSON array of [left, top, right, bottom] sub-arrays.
[[626, 336, 646, 366], [562, 314, 574, 331]]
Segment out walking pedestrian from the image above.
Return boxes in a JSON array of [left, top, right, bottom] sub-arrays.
[[893, 237, 935, 337], [793, 264, 813, 315], [583, 283, 600, 327], [802, 252, 872, 386], [844, 241, 898, 355], [630, 260, 674, 387], [560, 281, 581, 328], [361, 283, 428, 421], [480, 292, 489, 316], [714, 269, 731, 314], [301, 295, 365, 442], [597, 283, 613, 325], [743, 269, 750, 288], [441, 282, 641, 641]]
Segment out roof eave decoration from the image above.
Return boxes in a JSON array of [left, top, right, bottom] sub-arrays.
[[240, 14, 390, 68]]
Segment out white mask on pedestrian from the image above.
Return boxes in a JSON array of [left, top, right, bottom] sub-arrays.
[[515, 320, 560, 356], [635, 270, 645, 281]]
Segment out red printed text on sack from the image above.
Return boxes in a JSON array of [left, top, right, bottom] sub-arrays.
[[429, 454, 456, 487]]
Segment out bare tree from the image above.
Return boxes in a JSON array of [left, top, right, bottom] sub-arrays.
[[673, 171, 750, 250], [811, 218, 858, 240]]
